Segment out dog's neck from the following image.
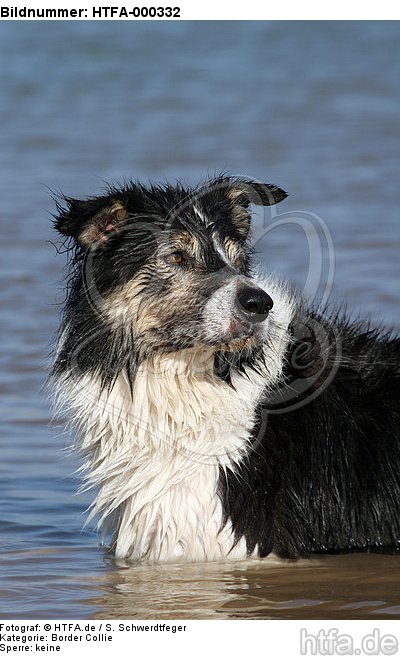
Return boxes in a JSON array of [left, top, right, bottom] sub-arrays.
[[126, 347, 262, 459]]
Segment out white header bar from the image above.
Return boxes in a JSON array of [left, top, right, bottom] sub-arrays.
[[0, 0, 398, 20]]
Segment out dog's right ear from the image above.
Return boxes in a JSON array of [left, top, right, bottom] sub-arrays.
[[54, 196, 128, 248]]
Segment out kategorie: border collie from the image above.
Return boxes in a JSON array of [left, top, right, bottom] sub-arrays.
[[50, 176, 400, 563]]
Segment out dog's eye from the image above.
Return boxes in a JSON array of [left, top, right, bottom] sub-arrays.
[[165, 252, 186, 266]]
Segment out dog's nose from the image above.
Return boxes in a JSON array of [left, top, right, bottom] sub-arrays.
[[236, 286, 273, 323]]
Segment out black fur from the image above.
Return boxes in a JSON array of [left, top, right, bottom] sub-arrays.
[[219, 312, 400, 557]]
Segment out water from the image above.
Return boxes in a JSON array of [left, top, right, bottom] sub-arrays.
[[0, 21, 399, 620]]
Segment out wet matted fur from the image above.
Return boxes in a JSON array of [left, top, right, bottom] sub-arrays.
[[50, 176, 400, 563]]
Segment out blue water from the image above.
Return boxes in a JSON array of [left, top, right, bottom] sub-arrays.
[[0, 21, 399, 619]]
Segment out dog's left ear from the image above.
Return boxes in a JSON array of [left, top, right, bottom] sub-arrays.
[[227, 180, 288, 239]]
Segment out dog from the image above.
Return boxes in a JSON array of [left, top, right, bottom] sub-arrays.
[[50, 176, 400, 563]]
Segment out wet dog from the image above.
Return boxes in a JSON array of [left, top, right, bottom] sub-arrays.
[[50, 176, 400, 562]]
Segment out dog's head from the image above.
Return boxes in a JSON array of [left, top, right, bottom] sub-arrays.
[[55, 177, 287, 360]]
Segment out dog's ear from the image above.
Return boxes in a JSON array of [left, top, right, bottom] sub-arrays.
[[226, 179, 288, 239], [54, 196, 128, 248], [228, 180, 288, 208]]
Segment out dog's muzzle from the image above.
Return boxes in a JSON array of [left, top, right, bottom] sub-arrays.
[[203, 277, 274, 347]]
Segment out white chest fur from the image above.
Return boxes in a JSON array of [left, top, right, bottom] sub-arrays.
[[60, 349, 267, 561]]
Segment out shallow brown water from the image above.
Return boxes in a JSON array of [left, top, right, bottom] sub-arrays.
[[88, 555, 400, 620], [3, 545, 400, 619], [0, 21, 399, 619]]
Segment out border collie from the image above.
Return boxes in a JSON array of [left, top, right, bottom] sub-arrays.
[[50, 176, 400, 563]]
